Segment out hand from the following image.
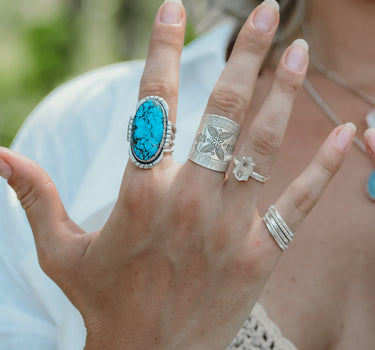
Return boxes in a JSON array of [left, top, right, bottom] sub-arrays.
[[0, 0, 355, 349]]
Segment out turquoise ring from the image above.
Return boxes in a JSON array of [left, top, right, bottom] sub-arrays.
[[127, 96, 176, 169]]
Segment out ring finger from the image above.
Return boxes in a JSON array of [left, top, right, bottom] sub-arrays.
[[186, 0, 280, 186], [225, 39, 309, 214]]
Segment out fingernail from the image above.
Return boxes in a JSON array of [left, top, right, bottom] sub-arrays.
[[161, 0, 183, 25], [365, 128, 375, 154], [285, 39, 309, 73], [253, 0, 279, 32], [335, 122, 356, 151], [0, 158, 12, 180]]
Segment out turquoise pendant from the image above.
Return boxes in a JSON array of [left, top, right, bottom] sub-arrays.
[[367, 170, 375, 201]]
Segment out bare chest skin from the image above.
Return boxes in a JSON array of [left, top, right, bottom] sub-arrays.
[[249, 70, 375, 350]]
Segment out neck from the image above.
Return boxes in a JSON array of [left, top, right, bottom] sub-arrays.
[[307, 0, 375, 91]]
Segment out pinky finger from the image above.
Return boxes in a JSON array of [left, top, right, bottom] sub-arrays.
[[263, 122, 356, 251]]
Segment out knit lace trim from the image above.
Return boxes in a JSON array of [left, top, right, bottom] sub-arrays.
[[226, 303, 298, 350]]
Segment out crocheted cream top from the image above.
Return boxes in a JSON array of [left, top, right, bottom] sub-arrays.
[[227, 303, 298, 350]]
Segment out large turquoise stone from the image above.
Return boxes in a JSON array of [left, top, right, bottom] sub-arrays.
[[367, 171, 375, 201], [131, 100, 166, 163]]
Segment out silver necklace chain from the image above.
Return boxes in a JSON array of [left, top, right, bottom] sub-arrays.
[[303, 77, 367, 153], [310, 58, 375, 107], [302, 24, 374, 154]]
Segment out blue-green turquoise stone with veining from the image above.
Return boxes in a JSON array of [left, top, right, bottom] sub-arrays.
[[131, 100, 166, 163], [367, 170, 375, 201]]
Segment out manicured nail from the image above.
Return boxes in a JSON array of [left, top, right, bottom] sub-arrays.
[[367, 110, 375, 128], [285, 39, 309, 73], [161, 0, 183, 25], [0, 158, 12, 180], [335, 122, 356, 151], [253, 0, 279, 32], [365, 128, 375, 154]]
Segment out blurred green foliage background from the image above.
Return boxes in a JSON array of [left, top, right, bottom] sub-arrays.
[[0, 0, 197, 147]]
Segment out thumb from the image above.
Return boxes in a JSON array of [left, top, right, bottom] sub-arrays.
[[0, 147, 85, 254]]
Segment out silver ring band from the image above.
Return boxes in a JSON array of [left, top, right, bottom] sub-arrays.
[[189, 114, 241, 172], [264, 212, 288, 250], [263, 206, 294, 251], [233, 156, 270, 183], [269, 205, 294, 241], [127, 96, 176, 169]]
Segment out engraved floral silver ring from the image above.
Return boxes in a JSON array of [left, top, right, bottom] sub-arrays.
[[233, 156, 270, 183], [127, 96, 176, 169], [189, 114, 241, 172]]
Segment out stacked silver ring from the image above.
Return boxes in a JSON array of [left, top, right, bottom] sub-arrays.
[[263, 205, 295, 251]]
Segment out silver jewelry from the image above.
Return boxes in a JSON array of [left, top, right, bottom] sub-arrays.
[[304, 78, 375, 201], [302, 24, 370, 153], [304, 78, 367, 153], [233, 156, 270, 183], [189, 114, 241, 172], [263, 205, 294, 251], [302, 24, 375, 201], [127, 96, 176, 169]]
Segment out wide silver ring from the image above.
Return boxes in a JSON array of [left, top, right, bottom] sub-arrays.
[[233, 156, 270, 183], [127, 96, 176, 169], [263, 205, 294, 251], [189, 114, 241, 172]]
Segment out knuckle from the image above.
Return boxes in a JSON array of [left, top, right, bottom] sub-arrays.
[[276, 69, 303, 95], [139, 78, 178, 101], [171, 191, 204, 229], [291, 183, 316, 215], [318, 149, 341, 175], [320, 157, 341, 176], [208, 220, 231, 255], [15, 182, 40, 212], [236, 25, 272, 55], [208, 86, 247, 122], [121, 175, 160, 217], [151, 28, 182, 52], [251, 125, 281, 157]]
